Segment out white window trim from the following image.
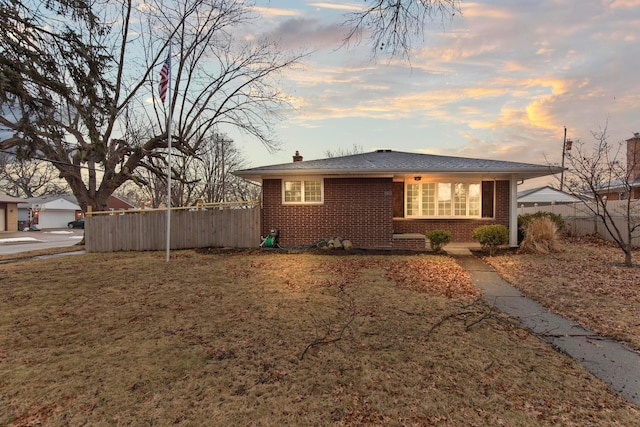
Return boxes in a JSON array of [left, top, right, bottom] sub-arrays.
[[282, 177, 324, 205], [405, 180, 482, 218]]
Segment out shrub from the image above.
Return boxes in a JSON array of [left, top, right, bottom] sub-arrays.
[[519, 217, 563, 254], [518, 212, 564, 243], [472, 224, 509, 256], [425, 229, 452, 252]]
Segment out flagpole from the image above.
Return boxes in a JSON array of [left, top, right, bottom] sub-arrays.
[[165, 44, 173, 262], [560, 127, 567, 192]]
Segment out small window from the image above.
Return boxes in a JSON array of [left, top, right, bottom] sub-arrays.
[[282, 179, 324, 204]]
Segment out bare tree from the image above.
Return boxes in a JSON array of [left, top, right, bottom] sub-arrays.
[[324, 144, 365, 158], [0, 0, 302, 213], [344, 0, 461, 59], [562, 127, 640, 266], [134, 132, 257, 207], [130, 168, 168, 209], [0, 153, 68, 197], [112, 182, 148, 210], [225, 175, 261, 202]]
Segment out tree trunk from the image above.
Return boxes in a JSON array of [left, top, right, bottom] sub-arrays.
[[624, 245, 633, 267]]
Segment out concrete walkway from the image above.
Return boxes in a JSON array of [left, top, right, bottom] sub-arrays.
[[451, 251, 640, 408]]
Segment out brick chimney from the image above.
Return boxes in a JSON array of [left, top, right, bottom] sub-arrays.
[[627, 133, 640, 180], [293, 150, 303, 162]]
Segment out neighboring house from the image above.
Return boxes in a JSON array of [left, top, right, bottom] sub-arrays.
[[593, 178, 640, 201], [57, 194, 136, 212], [517, 186, 583, 208], [17, 194, 137, 229], [105, 194, 137, 211], [18, 196, 82, 229], [594, 134, 640, 201], [0, 192, 24, 231], [234, 150, 562, 249]]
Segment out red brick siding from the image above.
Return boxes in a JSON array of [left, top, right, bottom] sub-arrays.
[[393, 236, 427, 250], [627, 136, 640, 181], [495, 180, 510, 224], [106, 196, 135, 210], [262, 178, 511, 248], [262, 178, 394, 248], [393, 180, 511, 242]]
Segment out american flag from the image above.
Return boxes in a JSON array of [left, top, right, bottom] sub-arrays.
[[158, 53, 170, 103]]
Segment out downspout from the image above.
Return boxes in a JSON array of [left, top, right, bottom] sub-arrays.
[[510, 176, 518, 247]]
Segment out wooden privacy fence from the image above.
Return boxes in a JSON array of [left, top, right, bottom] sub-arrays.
[[519, 200, 640, 247], [85, 201, 261, 252]]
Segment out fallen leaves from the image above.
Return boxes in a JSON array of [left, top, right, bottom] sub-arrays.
[[315, 255, 477, 299], [1, 249, 638, 425], [383, 257, 478, 299], [486, 237, 640, 351]]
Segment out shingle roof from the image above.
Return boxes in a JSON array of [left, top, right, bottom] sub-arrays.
[[593, 178, 640, 192], [0, 192, 25, 203], [18, 195, 80, 210], [234, 149, 562, 182], [517, 186, 582, 203]]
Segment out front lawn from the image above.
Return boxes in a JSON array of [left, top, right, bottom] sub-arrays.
[[485, 236, 640, 351], [0, 250, 637, 425]]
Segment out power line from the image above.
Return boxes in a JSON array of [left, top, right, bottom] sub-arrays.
[[0, 149, 105, 172]]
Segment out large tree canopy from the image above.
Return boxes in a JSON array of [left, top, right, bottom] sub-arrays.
[[0, 0, 301, 212]]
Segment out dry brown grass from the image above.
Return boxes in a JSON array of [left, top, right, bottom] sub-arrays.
[[486, 236, 640, 351], [1, 249, 638, 426], [0, 245, 84, 262], [519, 217, 563, 255]]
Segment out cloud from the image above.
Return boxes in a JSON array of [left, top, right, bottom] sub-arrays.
[[282, 54, 577, 135], [609, 0, 640, 8], [462, 2, 514, 19], [309, 2, 363, 12], [260, 17, 350, 50], [251, 6, 301, 17], [244, 0, 640, 174]]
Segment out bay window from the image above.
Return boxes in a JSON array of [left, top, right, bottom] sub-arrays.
[[406, 181, 483, 218]]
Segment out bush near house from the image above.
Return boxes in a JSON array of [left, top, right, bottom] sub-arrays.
[[425, 229, 452, 252], [518, 212, 564, 243], [519, 217, 563, 255], [473, 224, 509, 256]]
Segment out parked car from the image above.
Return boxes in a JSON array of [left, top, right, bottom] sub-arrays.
[[67, 218, 85, 229]]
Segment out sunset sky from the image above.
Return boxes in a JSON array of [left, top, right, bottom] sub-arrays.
[[233, 0, 640, 188]]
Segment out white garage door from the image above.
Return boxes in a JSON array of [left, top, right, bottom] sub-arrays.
[[38, 211, 76, 229], [0, 208, 5, 231]]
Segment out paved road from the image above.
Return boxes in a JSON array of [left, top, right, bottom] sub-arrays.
[[0, 229, 84, 255]]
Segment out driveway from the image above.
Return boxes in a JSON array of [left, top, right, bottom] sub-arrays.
[[0, 229, 84, 255]]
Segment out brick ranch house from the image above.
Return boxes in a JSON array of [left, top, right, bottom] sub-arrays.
[[233, 150, 562, 249]]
